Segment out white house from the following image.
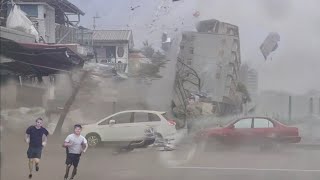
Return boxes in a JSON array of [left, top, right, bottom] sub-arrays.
[[93, 30, 134, 64]]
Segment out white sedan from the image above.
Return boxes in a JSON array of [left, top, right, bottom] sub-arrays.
[[81, 110, 177, 147]]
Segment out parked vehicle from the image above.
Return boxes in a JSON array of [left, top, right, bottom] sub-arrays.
[[81, 110, 176, 148], [195, 116, 301, 150], [82, 121, 155, 149]]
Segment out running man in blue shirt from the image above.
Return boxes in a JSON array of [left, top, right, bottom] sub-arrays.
[[25, 118, 49, 179]]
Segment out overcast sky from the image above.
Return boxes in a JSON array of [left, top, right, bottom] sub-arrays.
[[70, 0, 320, 95]]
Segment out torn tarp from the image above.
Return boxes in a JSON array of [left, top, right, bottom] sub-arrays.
[[193, 11, 200, 18], [260, 32, 280, 60], [0, 37, 84, 76], [6, 4, 39, 41]]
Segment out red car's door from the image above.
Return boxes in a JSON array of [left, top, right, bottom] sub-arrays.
[[252, 117, 277, 144], [225, 118, 254, 145]]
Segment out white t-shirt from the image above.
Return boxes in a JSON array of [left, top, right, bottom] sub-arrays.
[[65, 134, 87, 154]]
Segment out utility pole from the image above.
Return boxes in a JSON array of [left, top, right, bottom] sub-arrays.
[[310, 97, 313, 115], [288, 96, 292, 121], [93, 13, 100, 30], [92, 13, 100, 63]]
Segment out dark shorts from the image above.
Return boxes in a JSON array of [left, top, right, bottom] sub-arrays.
[[65, 152, 81, 168], [27, 146, 43, 159]]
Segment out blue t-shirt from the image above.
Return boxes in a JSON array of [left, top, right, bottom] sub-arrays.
[[26, 126, 49, 147]]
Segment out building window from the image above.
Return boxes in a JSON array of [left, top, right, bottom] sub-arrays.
[[189, 47, 194, 54], [233, 39, 239, 51], [8, 4, 38, 17], [227, 27, 235, 35], [216, 65, 222, 79], [216, 72, 221, 79], [117, 47, 125, 58], [182, 34, 187, 40], [232, 52, 237, 62]]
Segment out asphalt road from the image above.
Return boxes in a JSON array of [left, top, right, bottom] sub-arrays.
[[2, 132, 320, 180]]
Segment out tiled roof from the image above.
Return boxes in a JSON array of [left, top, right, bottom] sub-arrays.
[[93, 30, 132, 41]]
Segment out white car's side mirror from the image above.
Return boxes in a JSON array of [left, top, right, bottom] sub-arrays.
[[109, 120, 116, 125]]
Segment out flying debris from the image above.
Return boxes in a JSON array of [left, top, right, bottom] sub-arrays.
[[193, 11, 200, 18], [260, 32, 280, 60], [130, 5, 140, 11], [161, 32, 171, 51]]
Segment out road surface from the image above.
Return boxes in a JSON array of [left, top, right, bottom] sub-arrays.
[[1, 131, 320, 180]]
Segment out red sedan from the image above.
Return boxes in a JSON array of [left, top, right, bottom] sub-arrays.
[[195, 117, 301, 148]]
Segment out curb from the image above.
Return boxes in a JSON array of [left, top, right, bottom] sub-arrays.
[[285, 143, 320, 150]]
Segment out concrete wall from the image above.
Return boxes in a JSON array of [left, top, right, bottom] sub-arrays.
[[36, 4, 55, 43], [256, 93, 320, 120], [44, 5, 55, 43]]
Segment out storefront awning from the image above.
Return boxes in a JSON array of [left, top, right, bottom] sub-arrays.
[[0, 37, 84, 76]]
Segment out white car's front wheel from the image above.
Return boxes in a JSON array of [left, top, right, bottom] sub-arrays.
[[86, 133, 101, 147]]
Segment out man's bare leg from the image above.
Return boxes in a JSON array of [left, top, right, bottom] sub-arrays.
[[28, 159, 34, 178], [70, 167, 77, 179], [34, 158, 40, 171], [64, 164, 72, 180]]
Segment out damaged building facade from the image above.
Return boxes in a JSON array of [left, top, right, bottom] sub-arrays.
[[0, 0, 85, 109], [239, 64, 258, 101], [172, 19, 242, 118]]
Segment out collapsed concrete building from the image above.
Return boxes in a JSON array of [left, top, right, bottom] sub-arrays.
[[172, 19, 242, 119]]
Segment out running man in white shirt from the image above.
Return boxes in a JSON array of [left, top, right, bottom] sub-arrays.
[[63, 124, 88, 180]]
